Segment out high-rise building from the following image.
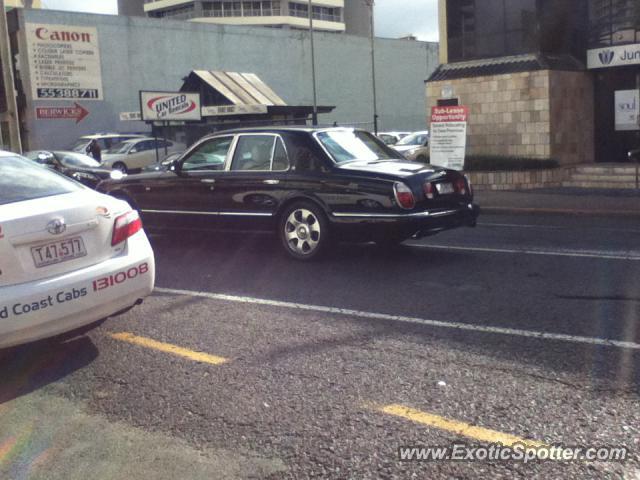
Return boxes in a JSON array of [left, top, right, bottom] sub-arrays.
[[117, 0, 145, 16], [117, 0, 372, 36]]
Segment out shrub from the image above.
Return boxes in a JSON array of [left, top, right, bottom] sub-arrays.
[[418, 155, 559, 171]]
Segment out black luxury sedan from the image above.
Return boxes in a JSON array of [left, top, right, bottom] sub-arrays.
[[97, 127, 480, 260], [25, 150, 113, 188]]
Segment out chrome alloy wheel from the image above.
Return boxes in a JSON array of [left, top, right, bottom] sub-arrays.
[[284, 208, 321, 255]]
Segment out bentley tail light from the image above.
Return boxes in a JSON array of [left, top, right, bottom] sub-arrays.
[[454, 177, 467, 196], [423, 182, 435, 200], [394, 182, 416, 210], [465, 175, 473, 197], [112, 210, 142, 246]]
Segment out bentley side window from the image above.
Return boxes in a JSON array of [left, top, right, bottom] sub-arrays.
[[231, 135, 276, 171], [182, 136, 233, 171]]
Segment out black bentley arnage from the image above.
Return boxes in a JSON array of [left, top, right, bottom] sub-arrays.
[[97, 127, 479, 260]]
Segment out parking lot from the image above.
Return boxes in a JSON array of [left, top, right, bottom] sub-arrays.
[[1, 210, 640, 479]]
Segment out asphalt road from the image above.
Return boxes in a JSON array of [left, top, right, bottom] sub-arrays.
[[1, 212, 639, 479]]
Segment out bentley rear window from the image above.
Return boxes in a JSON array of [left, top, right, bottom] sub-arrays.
[[316, 130, 396, 163], [0, 155, 81, 205]]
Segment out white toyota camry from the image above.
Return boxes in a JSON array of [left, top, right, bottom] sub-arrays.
[[0, 151, 155, 349]]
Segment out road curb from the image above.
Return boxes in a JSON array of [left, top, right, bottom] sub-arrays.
[[481, 206, 640, 218]]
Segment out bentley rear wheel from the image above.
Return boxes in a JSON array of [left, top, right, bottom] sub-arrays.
[[279, 202, 329, 260]]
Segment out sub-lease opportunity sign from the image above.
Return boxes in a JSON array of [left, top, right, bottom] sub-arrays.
[[430, 106, 469, 171]]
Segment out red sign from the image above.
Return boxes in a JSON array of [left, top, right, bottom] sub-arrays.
[[431, 106, 469, 123], [36, 103, 89, 124]]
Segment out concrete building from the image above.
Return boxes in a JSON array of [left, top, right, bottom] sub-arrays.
[[140, 0, 346, 33], [117, 0, 144, 16], [3, 8, 438, 150], [118, 0, 371, 36], [427, 0, 640, 165]]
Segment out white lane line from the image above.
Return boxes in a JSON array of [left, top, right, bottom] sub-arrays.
[[479, 222, 640, 234], [154, 287, 640, 351], [405, 243, 640, 261]]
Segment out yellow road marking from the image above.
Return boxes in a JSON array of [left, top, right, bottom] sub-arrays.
[[377, 404, 546, 449], [110, 332, 229, 365]]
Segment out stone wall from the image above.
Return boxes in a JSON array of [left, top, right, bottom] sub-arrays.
[[549, 71, 595, 165], [466, 168, 567, 191], [426, 69, 595, 166]]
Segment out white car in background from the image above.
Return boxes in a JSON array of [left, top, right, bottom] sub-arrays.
[[376, 131, 411, 146], [70, 133, 147, 155], [0, 152, 155, 349], [101, 137, 185, 173], [392, 131, 430, 162]]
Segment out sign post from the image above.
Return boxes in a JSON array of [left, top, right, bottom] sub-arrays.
[[429, 105, 469, 171]]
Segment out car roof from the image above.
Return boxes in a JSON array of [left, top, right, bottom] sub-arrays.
[[200, 126, 368, 140], [80, 133, 147, 139], [0, 150, 20, 158], [118, 137, 157, 143]]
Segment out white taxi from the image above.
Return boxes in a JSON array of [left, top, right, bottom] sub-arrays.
[[0, 151, 155, 349]]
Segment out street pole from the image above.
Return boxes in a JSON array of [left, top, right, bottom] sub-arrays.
[[0, 0, 22, 152], [366, 0, 378, 135], [308, 0, 318, 126]]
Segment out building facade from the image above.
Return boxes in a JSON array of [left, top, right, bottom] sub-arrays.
[[428, 0, 640, 164], [4, 8, 438, 151], [139, 0, 348, 33]]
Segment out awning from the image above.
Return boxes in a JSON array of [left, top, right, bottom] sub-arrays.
[[190, 70, 287, 106]]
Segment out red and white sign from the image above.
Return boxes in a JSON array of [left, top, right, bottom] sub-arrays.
[[139, 91, 202, 122], [430, 106, 469, 171], [35, 103, 89, 123]]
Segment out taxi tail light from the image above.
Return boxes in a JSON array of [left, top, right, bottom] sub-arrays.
[[394, 182, 416, 210], [423, 182, 435, 200], [112, 210, 142, 246], [454, 177, 468, 196]]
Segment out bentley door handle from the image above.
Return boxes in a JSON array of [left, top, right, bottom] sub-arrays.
[[263, 179, 280, 185], [201, 178, 216, 184]]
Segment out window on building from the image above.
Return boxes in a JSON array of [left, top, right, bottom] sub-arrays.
[[588, 0, 640, 48], [447, 0, 586, 62], [203, 1, 223, 17], [289, 2, 339, 22], [148, 2, 195, 19]]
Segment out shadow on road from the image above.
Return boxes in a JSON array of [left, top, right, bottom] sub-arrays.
[[0, 336, 99, 404]]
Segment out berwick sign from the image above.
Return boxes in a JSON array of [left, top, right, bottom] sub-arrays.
[[139, 91, 202, 122]]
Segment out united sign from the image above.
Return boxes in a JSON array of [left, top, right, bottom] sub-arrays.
[[139, 91, 202, 122]]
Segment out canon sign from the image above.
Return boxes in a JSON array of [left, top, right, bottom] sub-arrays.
[[140, 91, 202, 122], [35, 27, 92, 43]]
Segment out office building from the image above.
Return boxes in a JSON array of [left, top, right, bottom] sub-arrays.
[[428, 0, 640, 164]]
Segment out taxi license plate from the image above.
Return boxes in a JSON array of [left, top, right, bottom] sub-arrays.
[[436, 182, 455, 194], [31, 237, 87, 268]]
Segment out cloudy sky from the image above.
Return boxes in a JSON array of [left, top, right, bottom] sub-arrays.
[[40, 0, 439, 41]]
